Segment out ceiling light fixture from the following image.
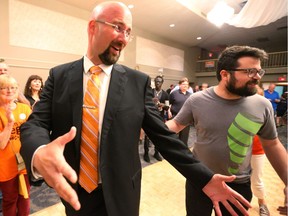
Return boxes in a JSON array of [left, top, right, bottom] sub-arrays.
[[169, 24, 175, 28], [197, 37, 202, 40], [207, 1, 234, 27]]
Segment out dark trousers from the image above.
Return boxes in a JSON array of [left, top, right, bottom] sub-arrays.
[[0, 174, 30, 216], [186, 180, 252, 216], [144, 135, 159, 155], [62, 184, 108, 216]]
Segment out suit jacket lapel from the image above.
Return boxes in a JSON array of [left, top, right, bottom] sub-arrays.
[[69, 58, 84, 159], [101, 64, 127, 144]]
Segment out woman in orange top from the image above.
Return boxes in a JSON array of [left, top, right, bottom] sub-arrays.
[[0, 75, 31, 216]]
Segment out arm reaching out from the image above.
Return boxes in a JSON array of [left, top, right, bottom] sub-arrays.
[[33, 126, 81, 211], [202, 174, 251, 216]]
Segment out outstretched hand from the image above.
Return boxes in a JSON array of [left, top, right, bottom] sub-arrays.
[[33, 126, 81, 211], [202, 174, 251, 216]]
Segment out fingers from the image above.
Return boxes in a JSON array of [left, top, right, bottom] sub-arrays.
[[228, 187, 252, 209], [53, 176, 81, 211], [61, 160, 78, 184], [33, 126, 79, 210], [213, 203, 222, 216], [54, 126, 77, 148], [213, 199, 248, 216], [219, 200, 237, 216], [277, 206, 288, 215]]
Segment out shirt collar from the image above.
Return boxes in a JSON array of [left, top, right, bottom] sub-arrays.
[[83, 55, 113, 76]]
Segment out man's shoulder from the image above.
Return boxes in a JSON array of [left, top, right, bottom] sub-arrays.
[[114, 64, 149, 79], [52, 58, 83, 72]]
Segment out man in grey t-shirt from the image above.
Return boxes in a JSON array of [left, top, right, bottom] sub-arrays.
[[166, 45, 287, 216]]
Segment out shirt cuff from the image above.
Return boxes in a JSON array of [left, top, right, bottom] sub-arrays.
[[31, 145, 46, 179]]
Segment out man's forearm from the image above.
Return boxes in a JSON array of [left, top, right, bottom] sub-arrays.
[[165, 119, 185, 133]]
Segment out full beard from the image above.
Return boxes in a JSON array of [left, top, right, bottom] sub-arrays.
[[226, 75, 258, 97], [99, 45, 121, 65]]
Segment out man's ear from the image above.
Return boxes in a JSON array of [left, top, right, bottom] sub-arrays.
[[220, 70, 230, 81]]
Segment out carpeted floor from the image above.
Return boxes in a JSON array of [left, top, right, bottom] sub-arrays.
[[0, 125, 286, 215]]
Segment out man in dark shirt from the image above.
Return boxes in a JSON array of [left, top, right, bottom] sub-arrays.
[[168, 77, 191, 145], [143, 76, 169, 162]]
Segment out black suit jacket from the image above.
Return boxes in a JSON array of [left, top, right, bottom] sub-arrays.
[[20, 58, 213, 216]]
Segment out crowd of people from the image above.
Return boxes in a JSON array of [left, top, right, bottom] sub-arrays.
[[0, 62, 45, 215], [0, 1, 287, 216]]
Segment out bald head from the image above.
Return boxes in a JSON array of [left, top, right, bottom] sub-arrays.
[[86, 1, 133, 65], [0, 63, 9, 75], [91, 1, 132, 25], [268, 83, 276, 92]]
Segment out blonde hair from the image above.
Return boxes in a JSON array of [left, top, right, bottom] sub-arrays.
[[0, 75, 19, 101], [0, 74, 18, 88]]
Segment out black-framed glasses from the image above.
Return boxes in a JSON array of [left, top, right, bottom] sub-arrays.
[[227, 68, 265, 78], [95, 20, 133, 40]]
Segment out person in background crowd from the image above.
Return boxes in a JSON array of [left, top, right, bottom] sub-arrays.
[[170, 77, 193, 94], [200, 82, 209, 91], [24, 75, 44, 108], [276, 91, 287, 127], [264, 83, 280, 125], [166, 45, 287, 216], [0, 75, 31, 216], [168, 77, 191, 146], [0, 62, 31, 107], [166, 84, 175, 94], [251, 85, 270, 216], [143, 75, 169, 162], [193, 84, 200, 92], [19, 2, 251, 216]]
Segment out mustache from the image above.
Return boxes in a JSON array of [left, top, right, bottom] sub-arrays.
[[110, 41, 124, 49], [248, 79, 259, 85]]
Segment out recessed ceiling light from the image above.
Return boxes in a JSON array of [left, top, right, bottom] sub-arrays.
[[128, 4, 134, 9], [197, 37, 202, 40], [169, 24, 175, 27]]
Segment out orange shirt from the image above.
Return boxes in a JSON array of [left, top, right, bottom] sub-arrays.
[[252, 135, 265, 155], [0, 103, 31, 181]]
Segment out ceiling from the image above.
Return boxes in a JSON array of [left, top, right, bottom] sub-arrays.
[[57, 0, 287, 53]]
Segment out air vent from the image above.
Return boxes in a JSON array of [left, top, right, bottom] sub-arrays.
[[256, 37, 270, 43]]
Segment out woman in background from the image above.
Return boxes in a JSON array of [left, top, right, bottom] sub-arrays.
[[24, 75, 43, 108], [0, 75, 31, 216], [251, 85, 270, 216]]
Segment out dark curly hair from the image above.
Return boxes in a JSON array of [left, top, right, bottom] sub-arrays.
[[216, 45, 268, 81]]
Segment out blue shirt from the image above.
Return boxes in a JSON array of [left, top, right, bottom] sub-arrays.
[[264, 90, 280, 111]]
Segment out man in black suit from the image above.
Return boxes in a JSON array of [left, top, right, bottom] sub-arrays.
[[20, 2, 250, 216]]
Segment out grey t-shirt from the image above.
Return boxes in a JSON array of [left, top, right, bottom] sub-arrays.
[[174, 87, 277, 183]]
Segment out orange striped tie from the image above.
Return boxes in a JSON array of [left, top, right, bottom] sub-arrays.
[[79, 66, 102, 193]]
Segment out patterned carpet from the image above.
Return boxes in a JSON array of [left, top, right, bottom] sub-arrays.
[[0, 125, 286, 215]]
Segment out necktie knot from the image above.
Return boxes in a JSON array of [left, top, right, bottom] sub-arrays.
[[89, 66, 102, 75]]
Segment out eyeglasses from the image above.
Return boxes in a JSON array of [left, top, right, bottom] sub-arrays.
[[227, 68, 266, 78], [0, 86, 18, 92], [95, 20, 133, 40]]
